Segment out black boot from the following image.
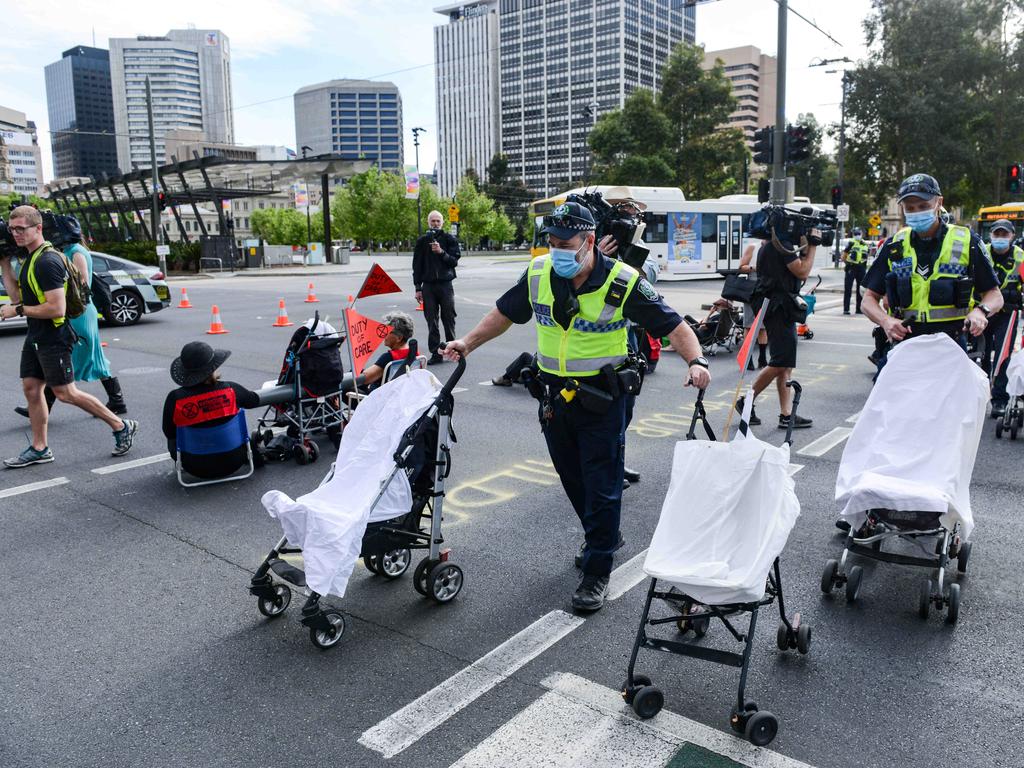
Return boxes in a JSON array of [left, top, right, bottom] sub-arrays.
[[101, 377, 128, 415], [15, 387, 56, 418]]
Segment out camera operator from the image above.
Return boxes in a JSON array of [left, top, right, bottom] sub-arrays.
[[739, 225, 818, 430], [413, 210, 460, 365]]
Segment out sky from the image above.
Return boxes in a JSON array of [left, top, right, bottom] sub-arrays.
[[0, 0, 872, 185]]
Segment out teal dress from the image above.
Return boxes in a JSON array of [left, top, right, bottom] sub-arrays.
[[65, 244, 112, 382]]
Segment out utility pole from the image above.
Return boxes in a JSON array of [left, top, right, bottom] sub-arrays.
[[301, 145, 313, 245], [146, 76, 166, 276], [412, 127, 426, 234], [811, 57, 853, 261], [771, 0, 788, 203]]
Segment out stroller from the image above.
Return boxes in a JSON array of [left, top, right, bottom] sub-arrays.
[[995, 353, 1024, 440], [824, 334, 986, 624], [623, 384, 810, 747], [797, 275, 821, 339], [249, 359, 466, 650], [252, 313, 355, 465], [684, 299, 743, 356]]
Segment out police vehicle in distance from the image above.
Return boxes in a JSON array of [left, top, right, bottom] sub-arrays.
[[0, 251, 170, 328]]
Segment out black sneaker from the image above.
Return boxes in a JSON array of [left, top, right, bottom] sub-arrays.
[[491, 375, 513, 387], [14, 406, 29, 418], [427, 354, 444, 366], [575, 532, 625, 569], [867, 352, 880, 365], [112, 419, 138, 456], [835, 519, 851, 532], [571, 574, 609, 612], [734, 396, 761, 426], [623, 467, 641, 483], [843, 310, 851, 315], [779, 413, 813, 429], [991, 403, 1007, 419]]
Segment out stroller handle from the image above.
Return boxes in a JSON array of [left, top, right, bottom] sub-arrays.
[[438, 355, 467, 398], [392, 356, 466, 465]]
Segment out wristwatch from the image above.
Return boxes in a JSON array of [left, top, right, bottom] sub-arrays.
[[977, 303, 992, 317], [15, 304, 23, 317], [687, 356, 710, 369]]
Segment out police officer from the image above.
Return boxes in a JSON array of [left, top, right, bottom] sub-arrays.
[[861, 173, 1002, 349], [441, 202, 710, 612], [842, 228, 869, 314], [982, 219, 1023, 417]]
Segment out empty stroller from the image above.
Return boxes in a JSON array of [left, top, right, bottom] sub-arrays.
[[249, 359, 466, 649], [252, 314, 355, 464], [623, 384, 810, 747], [797, 275, 821, 339], [684, 299, 743, 356], [995, 353, 1024, 439], [824, 334, 986, 624]]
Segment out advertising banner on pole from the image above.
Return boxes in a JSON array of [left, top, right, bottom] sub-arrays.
[[404, 165, 420, 200]]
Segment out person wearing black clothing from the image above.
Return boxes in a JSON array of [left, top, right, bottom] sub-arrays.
[[162, 342, 259, 480], [413, 210, 460, 365], [980, 220, 1023, 417]]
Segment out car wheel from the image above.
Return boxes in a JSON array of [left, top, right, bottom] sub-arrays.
[[108, 290, 143, 326]]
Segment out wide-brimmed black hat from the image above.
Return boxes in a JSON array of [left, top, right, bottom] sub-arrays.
[[171, 341, 231, 387]]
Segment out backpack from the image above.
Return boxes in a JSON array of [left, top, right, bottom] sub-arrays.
[[91, 271, 113, 319], [57, 249, 89, 319]]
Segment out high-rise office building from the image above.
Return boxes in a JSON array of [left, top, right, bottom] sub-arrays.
[[0, 105, 44, 195], [109, 29, 233, 171], [498, 0, 694, 195], [293, 79, 404, 173], [702, 45, 777, 146], [44, 46, 118, 180], [434, 0, 500, 196]]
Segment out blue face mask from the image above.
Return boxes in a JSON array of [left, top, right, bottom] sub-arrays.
[[904, 207, 937, 234], [550, 241, 586, 278], [991, 237, 1012, 252]]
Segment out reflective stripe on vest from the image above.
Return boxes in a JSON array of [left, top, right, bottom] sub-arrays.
[[24, 241, 66, 327], [173, 388, 238, 427], [848, 240, 868, 264], [888, 225, 973, 323], [527, 255, 638, 377], [992, 245, 1024, 291]]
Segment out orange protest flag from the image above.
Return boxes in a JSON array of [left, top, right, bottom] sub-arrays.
[[343, 307, 393, 375], [356, 263, 403, 300]]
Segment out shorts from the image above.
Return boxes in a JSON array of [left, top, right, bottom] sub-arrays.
[[20, 342, 75, 386], [743, 302, 756, 327], [763, 309, 797, 369]]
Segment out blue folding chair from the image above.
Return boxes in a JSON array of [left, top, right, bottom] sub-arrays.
[[175, 410, 255, 487]]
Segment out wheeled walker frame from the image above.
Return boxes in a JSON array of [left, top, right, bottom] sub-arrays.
[[623, 383, 809, 747], [249, 357, 466, 649], [995, 395, 1023, 440]]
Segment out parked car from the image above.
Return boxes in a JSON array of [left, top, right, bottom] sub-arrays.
[[0, 250, 170, 328]]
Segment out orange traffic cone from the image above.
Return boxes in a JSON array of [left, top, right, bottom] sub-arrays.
[[272, 298, 294, 327], [207, 305, 229, 334], [177, 287, 193, 308], [304, 282, 319, 303]]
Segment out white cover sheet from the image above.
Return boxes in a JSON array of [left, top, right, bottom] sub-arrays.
[[1006, 353, 1024, 398], [262, 369, 442, 597], [643, 415, 801, 605], [835, 333, 987, 540]]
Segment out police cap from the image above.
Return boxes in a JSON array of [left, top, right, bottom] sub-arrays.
[[541, 201, 595, 240], [990, 218, 1015, 235], [897, 173, 942, 203]]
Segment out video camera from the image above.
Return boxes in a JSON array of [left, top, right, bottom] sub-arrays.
[[40, 211, 83, 248], [0, 218, 18, 260], [564, 190, 650, 271], [748, 203, 837, 250]]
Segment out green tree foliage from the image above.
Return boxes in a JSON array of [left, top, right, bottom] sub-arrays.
[[589, 89, 676, 186], [845, 0, 1024, 213], [789, 113, 839, 204], [250, 207, 322, 246]]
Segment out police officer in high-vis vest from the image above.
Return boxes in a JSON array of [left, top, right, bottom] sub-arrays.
[[441, 202, 710, 612], [842, 228, 869, 314], [983, 219, 1023, 417], [861, 173, 1001, 349]]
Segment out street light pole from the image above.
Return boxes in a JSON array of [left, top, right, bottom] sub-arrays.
[[812, 58, 853, 262], [145, 76, 166, 276], [411, 127, 426, 235], [301, 145, 313, 245], [771, 0, 788, 203]]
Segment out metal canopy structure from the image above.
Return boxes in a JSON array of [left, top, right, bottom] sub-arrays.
[[45, 154, 372, 244]]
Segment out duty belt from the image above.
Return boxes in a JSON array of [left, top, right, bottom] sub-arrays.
[[900, 307, 969, 322]]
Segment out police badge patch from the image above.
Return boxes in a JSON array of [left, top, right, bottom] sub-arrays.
[[637, 279, 659, 301]]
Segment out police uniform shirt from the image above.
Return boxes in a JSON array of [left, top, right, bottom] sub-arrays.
[[496, 254, 682, 339], [862, 224, 998, 336], [992, 248, 1022, 300]]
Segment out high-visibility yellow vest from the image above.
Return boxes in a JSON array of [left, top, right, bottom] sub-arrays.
[[887, 225, 973, 322], [527, 255, 639, 377], [991, 244, 1024, 291], [848, 239, 868, 264], [24, 240, 66, 327]]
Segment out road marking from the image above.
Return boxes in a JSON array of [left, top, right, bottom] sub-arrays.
[[92, 454, 170, 475], [607, 549, 649, 601], [846, 410, 861, 424], [452, 387, 469, 394], [117, 366, 166, 376], [788, 463, 804, 476], [796, 427, 852, 457], [798, 339, 873, 349], [0, 476, 69, 499], [359, 610, 585, 758]]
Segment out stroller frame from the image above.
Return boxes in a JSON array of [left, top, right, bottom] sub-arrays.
[[248, 357, 467, 650], [686, 300, 744, 357], [995, 394, 1024, 439], [821, 506, 971, 625], [623, 382, 809, 748]]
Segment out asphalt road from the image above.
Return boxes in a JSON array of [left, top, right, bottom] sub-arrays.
[[1, 256, 1020, 768]]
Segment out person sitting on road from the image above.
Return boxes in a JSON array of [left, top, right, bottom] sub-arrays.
[[492, 351, 536, 387], [162, 341, 259, 480], [361, 311, 419, 390]]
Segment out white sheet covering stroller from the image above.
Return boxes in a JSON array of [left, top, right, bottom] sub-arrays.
[[996, 353, 1024, 439], [824, 333, 987, 624], [623, 385, 809, 748], [249, 360, 465, 649]]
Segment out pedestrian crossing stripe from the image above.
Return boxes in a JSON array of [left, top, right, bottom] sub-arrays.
[[448, 672, 816, 768]]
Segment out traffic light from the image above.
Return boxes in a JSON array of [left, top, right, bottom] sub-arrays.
[[831, 185, 843, 207], [157, 191, 167, 210], [757, 178, 770, 203], [1008, 164, 1022, 194], [785, 124, 811, 163], [752, 126, 774, 165]]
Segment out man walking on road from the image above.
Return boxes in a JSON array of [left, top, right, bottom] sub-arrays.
[[413, 210, 460, 365], [0, 206, 137, 467]]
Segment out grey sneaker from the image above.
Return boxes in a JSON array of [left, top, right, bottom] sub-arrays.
[[5, 445, 54, 468], [112, 419, 138, 456]]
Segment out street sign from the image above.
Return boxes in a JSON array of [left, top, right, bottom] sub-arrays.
[[156, 244, 170, 256], [869, 214, 882, 227], [448, 204, 460, 223], [868, 227, 881, 237], [836, 204, 850, 222]]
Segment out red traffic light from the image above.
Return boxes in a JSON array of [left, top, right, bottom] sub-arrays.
[[1013, 166, 1020, 178]]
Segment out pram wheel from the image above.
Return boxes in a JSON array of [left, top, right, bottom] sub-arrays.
[[745, 710, 779, 747], [364, 553, 381, 575], [256, 584, 291, 618], [1011, 424, 1019, 440], [378, 548, 411, 579], [820, 559, 839, 594], [295, 441, 319, 465], [428, 562, 463, 603], [630, 685, 664, 720], [957, 541, 972, 573], [309, 611, 345, 649], [945, 583, 961, 625], [796, 623, 811, 655], [730, 701, 759, 734], [413, 557, 436, 596], [845, 565, 864, 603], [996, 422, 1004, 438], [918, 579, 933, 619], [620, 674, 652, 705]]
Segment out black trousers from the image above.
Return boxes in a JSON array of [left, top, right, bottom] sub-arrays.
[[982, 311, 1018, 405], [844, 263, 866, 312], [422, 281, 456, 357], [503, 351, 535, 383]]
